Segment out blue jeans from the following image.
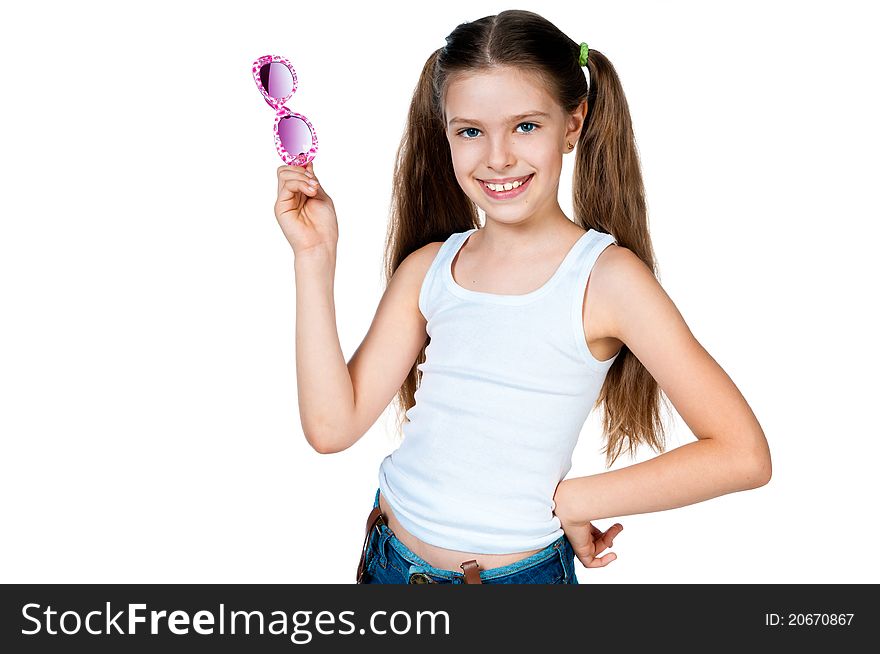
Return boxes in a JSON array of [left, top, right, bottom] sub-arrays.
[[361, 488, 579, 584]]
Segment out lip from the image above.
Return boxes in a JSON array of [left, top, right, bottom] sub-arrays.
[[478, 174, 532, 184], [478, 173, 534, 200]]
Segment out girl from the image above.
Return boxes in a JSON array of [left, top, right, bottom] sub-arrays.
[[277, 9, 772, 584]]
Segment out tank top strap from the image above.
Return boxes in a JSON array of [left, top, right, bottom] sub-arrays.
[[418, 228, 476, 320], [439, 228, 475, 266], [567, 228, 617, 275], [564, 228, 619, 369]]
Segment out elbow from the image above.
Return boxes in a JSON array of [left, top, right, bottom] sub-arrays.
[[303, 428, 345, 454], [301, 418, 340, 454], [301, 420, 355, 454], [742, 450, 772, 489], [730, 427, 771, 489], [307, 434, 341, 454]]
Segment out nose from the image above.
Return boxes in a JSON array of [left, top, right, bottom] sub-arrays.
[[486, 135, 516, 173]]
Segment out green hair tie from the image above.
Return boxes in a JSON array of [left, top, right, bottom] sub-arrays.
[[578, 41, 590, 66]]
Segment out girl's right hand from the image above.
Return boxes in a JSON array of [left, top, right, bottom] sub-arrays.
[[274, 160, 338, 257]]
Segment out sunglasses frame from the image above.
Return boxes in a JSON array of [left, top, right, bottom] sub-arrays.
[[252, 54, 318, 167]]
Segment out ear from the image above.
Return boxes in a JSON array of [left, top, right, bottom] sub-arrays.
[[565, 99, 588, 144]]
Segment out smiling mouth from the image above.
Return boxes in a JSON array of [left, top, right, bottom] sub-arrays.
[[477, 173, 535, 199], [477, 174, 533, 191]]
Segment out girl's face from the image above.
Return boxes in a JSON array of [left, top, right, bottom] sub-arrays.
[[444, 66, 585, 226]]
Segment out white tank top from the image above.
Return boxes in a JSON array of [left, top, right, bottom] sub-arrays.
[[377, 226, 620, 553]]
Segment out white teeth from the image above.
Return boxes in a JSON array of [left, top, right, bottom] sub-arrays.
[[485, 176, 529, 191]]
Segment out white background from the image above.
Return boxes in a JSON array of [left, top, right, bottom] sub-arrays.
[[1, 0, 877, 584]]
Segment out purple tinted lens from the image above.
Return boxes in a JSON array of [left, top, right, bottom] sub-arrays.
[[260, 62, 293, 100], [278, 116, 313, 158]]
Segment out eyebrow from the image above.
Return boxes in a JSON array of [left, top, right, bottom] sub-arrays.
[[447, 111, 551, 127]]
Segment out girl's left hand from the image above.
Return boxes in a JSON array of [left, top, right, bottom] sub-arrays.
[[553, 483, 623, 568], [561, 517, 623, 568]]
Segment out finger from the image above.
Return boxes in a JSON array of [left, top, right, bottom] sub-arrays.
[[278, 168, 313, 182], [601, 523, 623, 548], [302, 171, 322, 197], [299, 175, 320, 197], [278, 167, 312, 195], [583, 552, 617, 568], [277, 164, 310, 176], [279, 166, 319, 192], [589, 523, 623, 555], [279, 170, 317, 187], [279, 174, 316, 196], [277, 165, 313, 182], [296, 177, 320, 196], [280, 177, 319, 200]]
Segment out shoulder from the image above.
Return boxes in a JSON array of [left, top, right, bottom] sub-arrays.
[[397, 241, 444, 279], [372, 241, 446, 329], [591, 242, 653, 288], [589, 242, 676, 339], [390, 241, 445, 301]]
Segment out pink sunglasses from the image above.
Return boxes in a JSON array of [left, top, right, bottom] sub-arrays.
[[252, 54, 318, 167]]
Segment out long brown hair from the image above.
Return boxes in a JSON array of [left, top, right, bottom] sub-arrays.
[[383, 9, 670, 467]]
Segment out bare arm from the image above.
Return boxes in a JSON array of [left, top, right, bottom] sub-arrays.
[[555, 246, 772, 524], [296, 243, 440, 453], [294, 246, 351, 451]]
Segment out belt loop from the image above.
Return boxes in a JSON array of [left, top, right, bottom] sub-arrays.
[[460, 560, 482, 584], [356, 506, 384, 583], [377, 524, 390, 568], [557, 537, 569, 583]]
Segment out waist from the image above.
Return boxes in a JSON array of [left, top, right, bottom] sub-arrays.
[[377, 490, 545, 571]]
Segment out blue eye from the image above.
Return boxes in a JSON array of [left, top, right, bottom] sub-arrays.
[[456, 122, 539, 139]]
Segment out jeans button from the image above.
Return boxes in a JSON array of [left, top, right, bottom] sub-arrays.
[[409, 572, 432, 584]]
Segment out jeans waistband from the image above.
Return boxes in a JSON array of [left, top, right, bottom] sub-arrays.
[[372, 487, 567, 582]]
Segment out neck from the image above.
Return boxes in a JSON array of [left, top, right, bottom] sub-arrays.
[[476, 212, 580, 258]]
